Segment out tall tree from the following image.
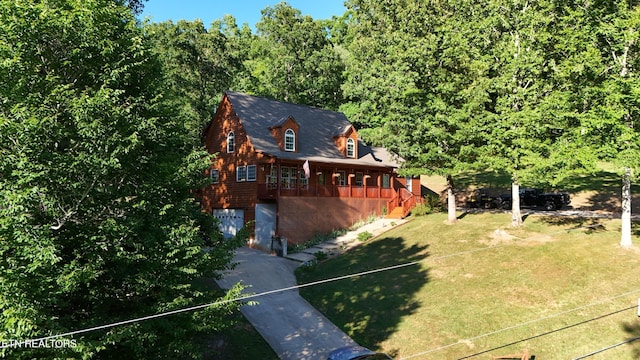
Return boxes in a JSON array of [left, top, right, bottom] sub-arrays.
[[343, 0, 491, 223], [0, 1, 242, 358], [146, 17, 245, 136], [480, 0, 597, 226], [579, 0, 640, 247], [249, 2, 345, 109]]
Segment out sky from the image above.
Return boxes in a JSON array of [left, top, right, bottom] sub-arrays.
[[140, 0, 348, 29]]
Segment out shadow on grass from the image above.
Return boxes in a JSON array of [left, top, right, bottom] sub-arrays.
[[297, 236, 429, 356], [536, 216, 609, 233], [451, 168, 640, 213], [455, 170, 512, 190], [621, 321, 640, 359]]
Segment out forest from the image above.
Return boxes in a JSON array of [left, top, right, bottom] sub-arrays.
[[144, 0, 639, 234], [0, 0, 638, 358]]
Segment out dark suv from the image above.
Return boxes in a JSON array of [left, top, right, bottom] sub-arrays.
[[500, 188, 570, 211]]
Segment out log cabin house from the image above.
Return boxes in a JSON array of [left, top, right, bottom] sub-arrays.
[[201, 91, 421, 250]]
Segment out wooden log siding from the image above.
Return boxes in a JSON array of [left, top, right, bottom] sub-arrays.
[[201, 92, 412, 245]]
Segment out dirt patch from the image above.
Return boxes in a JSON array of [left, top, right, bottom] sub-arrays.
[[480, 229, 517, 246], [516, 233, 556, 246], [482, 229, 556, 246]]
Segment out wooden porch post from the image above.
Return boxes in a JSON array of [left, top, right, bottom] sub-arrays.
[[364, 174, 368, 198], [332, 168, 337, 197], [277, 160, 281, 198], [296, 163, 300, 197]]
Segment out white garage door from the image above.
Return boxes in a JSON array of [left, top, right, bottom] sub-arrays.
[[213, 209, 244, 239]]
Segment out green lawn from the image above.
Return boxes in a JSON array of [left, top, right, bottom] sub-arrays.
[[296, 212, 640, 359], [203, 312, 278, 360]]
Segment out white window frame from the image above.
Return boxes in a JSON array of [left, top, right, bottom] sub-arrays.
[[236, 165, 246, 182], [355, 172, 364, 186], [210, 169, 219, 184], [247, 165, 257, 182], [281, 167, 290, 189], [346, 138, 356, 158], [299, 169, 308, 189], [284, 129, 295, 152], [268, 166, 278, 188], [227, 131, 235, 153], [280, 166, 297, 189]]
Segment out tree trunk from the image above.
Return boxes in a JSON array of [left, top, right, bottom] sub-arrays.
[[446, 174, 457, 224], [620, 167, 633, 248], [511, 182, 523, 227]]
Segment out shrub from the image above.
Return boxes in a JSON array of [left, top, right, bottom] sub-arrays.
[[412, 195, 445, 216], [357, 231, 373, 242], [315, 251, 328, 261]]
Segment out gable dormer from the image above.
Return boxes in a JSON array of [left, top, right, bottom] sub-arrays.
[[333, 125, 358, 159], [270, 115, 299, 152]]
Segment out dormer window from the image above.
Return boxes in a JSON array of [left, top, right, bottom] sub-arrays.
[[227, 131, 235, 153], [284, 129, 295, 152], [346, 138, 356, 158]]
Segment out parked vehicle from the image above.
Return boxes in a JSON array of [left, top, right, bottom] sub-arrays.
[[499, 188, 570, 211], [327, 345, 393, 360], [466, 188, 502, 209]]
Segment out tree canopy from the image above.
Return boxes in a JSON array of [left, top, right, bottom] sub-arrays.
[[0, 1, 242, 358], [1, 0, 639, 358]]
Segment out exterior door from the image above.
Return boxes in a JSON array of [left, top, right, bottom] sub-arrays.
[[254, 204, 277, 249], [213, 209, 244, 239], [405, 176, 413, 193]]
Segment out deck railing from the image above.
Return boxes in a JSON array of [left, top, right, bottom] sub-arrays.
[[258, 183, 396, 200], [387, 188, 422, 218]]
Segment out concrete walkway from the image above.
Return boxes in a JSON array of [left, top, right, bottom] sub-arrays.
[[215, 217, 407, 360]]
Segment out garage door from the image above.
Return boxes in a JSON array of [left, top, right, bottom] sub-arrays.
[[213, 209, 244, 239]]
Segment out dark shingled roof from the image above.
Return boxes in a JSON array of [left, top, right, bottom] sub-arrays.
[[225, 91, 400, 168]]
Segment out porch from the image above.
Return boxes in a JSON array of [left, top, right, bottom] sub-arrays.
[[257, 182, 396, 199], [256, 162, 421, 219]]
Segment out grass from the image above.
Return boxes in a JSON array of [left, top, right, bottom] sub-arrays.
[[422, 163, 640, 213], [296, 212, 640, 359], [202, 312, 278, 360], [195, 278, 278, 360]]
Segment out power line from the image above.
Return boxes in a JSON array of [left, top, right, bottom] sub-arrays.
[[573, 336, 640, 359], [0, 222, 627, 350], [457, 305, 636, 359], [400, 290, 640, 359], [0, 243, 506, 348]]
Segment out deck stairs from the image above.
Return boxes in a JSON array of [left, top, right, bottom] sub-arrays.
[[385, 206, 405, 219]]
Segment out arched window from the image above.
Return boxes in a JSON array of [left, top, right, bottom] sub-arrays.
[[346, 138, 356, 158], [284, 128, 295, 152], [227, 131, 235, 153]]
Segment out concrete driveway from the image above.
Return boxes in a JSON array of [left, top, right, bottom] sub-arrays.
[[215, 247, 357, 360]]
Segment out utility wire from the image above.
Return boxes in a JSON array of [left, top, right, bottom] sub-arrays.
[[573, 336, 640, 359], [1, 222, 625, 350], [400, 291, 640, 359], [0, 243, 505, 348], [457, 305, 636, 359]]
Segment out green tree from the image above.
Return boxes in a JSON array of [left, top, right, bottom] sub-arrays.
[[575, 0, 640, 247], [0, 1, 242, 358], [146, 17, 246, 136], [343, 0, 491, 223], [122, 0, 147, 14], [480, 0, 597, 226], [248, 2, 345, 109]]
